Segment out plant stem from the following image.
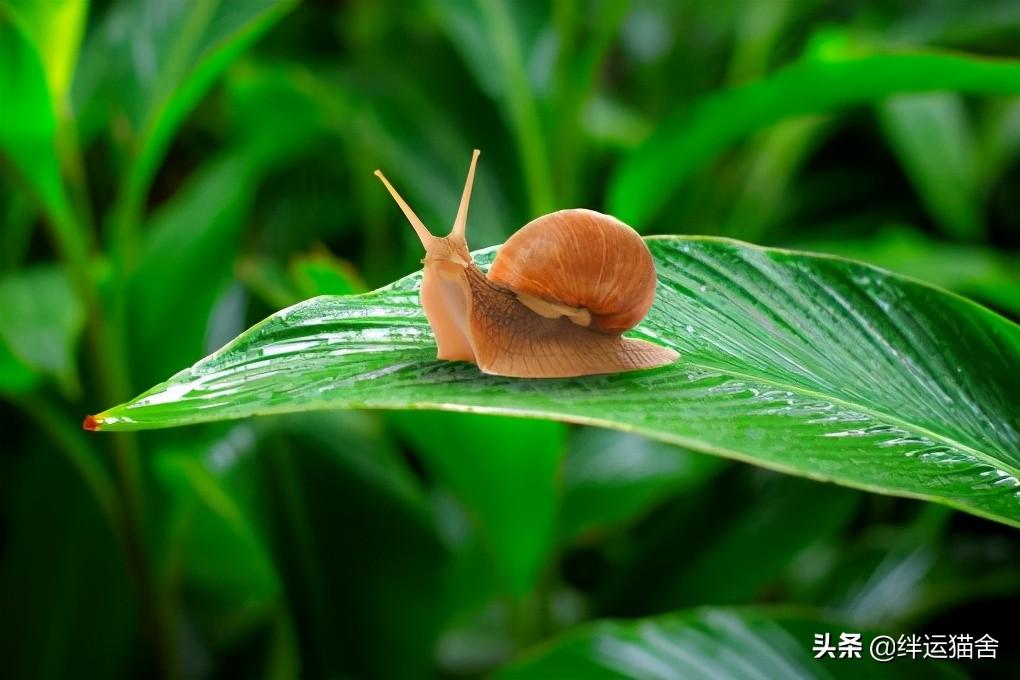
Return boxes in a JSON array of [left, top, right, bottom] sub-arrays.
[[110, 433, 182, 680], [268, 441, 340, 675], [57, 118, 96, 239], [41, 174, 181, 680], [551, 0, 629, 206], [14, 393, 120, 533], [551, 0, 578, 204]]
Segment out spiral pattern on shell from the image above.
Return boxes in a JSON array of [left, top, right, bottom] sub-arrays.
[[487, 209, 657, 334]]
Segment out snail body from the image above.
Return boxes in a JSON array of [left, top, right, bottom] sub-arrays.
[[374, 150, 678, 378]]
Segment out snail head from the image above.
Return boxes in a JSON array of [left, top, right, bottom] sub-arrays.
[[374, 149, 480, 269]]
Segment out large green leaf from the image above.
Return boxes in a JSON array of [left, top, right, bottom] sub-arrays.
[[89, 238, 1020, 528], [498, 607, 960, 679], [610, 49, 1020, 230]]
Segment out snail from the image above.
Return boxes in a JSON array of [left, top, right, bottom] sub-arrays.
[[373, 150, 678, 378]]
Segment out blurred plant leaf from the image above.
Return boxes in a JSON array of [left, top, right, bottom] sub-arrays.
[[434, 488, 500, 604], [431, 0, 554, 215], [154, 428, 281, 651], [11, 393, 120, 540], [0, 338, 40, 394], [92, 238, 1020, 529], [257, 412, 447, 680], [795, 227, 1020, 317], [583, 95, 652, 148], [795, 503, 1020, 631], [722, 115, 832, 242], [0, 7, 77, 233], [226, 60, 512, 273], [73, 0, 296, 241], [149, 421, 300, 679], [559, 429, 726, 543], [801, 505, 952, 630], [237, 255, 303, 311], [336, 67, 513, 249], [976, 96, 1020, 187], [611, 50, 1020, 230], [0, 182, 36, 273], [547, 0, 631, 205], [0, 266, 85, 396], [428, 0, 504, 99], [290, 252, 364, 297], [129, 151, 254, 388], [432, 491, 512, 672], [596, 472, 859, 615], [237, 248, 365, 329], [878, 93, 982, 239], [339, 91, 511, 253], [725, 0, 795, 85], [226, 62, 331, 166], [889, 0, 1020, 48], [0, 443, 136, 678], [390, 411, 564, 597], [498, 607, 960, 679], [265, 412, 429, 509], [3, 0, 88, 109]]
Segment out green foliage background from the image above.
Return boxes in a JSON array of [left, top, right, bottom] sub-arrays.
[[1, 0, 1019, 678]]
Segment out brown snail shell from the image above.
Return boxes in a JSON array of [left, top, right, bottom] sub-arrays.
[[488, 209, 657, 334]]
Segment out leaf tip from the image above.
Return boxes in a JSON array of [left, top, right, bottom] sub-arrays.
[[82, 414, 100, 431]]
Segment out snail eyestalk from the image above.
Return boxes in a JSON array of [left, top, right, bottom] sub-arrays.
[[373, 169, 438, 251], [451, 149, 480, 241]]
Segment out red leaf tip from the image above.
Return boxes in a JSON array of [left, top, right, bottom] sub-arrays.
[[82, 414, 100, 431]]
